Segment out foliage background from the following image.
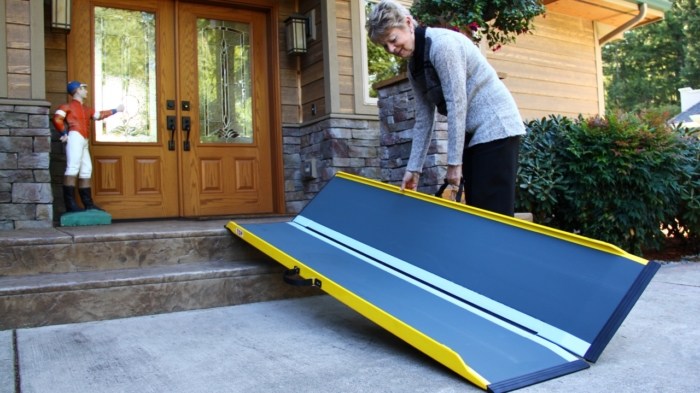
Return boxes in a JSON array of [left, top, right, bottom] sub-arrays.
[[603, 0, 700, 114]]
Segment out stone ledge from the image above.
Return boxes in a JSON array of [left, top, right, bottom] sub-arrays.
[[0, 218, 300, 277], [0, 262, 319, 330], [0, 99, 51, 107], [0, 260, 281, 296], [0, 217, 294, 246], [0, 234, 265, 277], [67, 217, 293, 243], [0, 227, 72, 246], [372, 72, 408, 91]]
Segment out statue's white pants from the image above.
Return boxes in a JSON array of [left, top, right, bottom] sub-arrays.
[[64, 131, 92, 178]]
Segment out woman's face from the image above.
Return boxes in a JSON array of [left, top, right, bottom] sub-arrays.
[[380, 18, 415, 58]]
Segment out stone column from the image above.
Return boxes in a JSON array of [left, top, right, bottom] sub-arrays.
[[282, 117, 381, 213], [375, 74, 448, 195], [0, 104, 53, 230]]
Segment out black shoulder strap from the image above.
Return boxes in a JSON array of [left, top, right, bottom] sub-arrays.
[[435, 178, 449, 198], [409, 27, 427, 80]]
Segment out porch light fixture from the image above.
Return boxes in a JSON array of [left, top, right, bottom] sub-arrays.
[[284, 13, 308, 55], [52, 0, 72, 31]]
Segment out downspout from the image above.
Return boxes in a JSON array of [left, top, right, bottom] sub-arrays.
[[599, 3, 648, 45]]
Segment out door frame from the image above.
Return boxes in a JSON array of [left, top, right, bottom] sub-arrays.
[[67, 0, 286, 217]]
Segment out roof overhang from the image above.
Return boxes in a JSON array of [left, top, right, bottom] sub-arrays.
[[543, 0, 672, 28]]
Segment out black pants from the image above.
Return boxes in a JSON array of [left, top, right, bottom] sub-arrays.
[[462, 135, 521, 217]]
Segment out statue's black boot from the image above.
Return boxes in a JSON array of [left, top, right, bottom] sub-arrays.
[[63, 185, 85, 213], [78, 187, 104, 211]]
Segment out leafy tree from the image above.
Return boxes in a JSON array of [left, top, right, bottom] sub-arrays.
[[411, 0, 545, 48], [603, 0, 700, 114], [679, 0, 700, 85]]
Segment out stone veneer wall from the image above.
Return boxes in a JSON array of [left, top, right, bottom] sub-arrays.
[[280, 74, 450, 213], [0, 104, 53, 229], [282, 118, 381, 213], [375, 74, 448, 195]]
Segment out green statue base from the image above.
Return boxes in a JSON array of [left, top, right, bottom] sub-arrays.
[[60, 210, 112, 227]]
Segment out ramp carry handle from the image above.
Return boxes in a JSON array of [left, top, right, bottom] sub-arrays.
[[435, 178, 464, 203], [283, 267, 322, 288]]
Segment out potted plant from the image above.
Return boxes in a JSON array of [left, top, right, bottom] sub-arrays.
[[411, 0, 546, 50]]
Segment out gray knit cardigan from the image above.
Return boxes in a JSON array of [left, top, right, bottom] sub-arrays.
[[406, 27, 525, 173]]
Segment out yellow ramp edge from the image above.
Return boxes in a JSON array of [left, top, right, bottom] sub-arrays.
[[225, 221, 491, 390], [336, 172, 648, 265]]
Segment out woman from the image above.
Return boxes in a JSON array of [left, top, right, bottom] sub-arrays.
[[367, 0, 525, 216]]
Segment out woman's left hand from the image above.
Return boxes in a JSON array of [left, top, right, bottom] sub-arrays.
[[400, 171, 420, 191], [446, 165, 462, 186]]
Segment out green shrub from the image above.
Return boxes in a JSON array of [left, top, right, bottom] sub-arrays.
[[666, 126, 700, 246], [516, 111, 698, 256], [636, 105, 681, 122], [516, 115, 572, 225], [556, 112, 683, 256]]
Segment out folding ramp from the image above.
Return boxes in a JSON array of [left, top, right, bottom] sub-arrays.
[[225, 172, 659, 393]]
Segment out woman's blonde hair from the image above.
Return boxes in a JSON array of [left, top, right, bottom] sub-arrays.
[[366, 0, 416, 46]]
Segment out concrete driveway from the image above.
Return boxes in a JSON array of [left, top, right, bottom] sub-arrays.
[[2, 263, 699, 393]]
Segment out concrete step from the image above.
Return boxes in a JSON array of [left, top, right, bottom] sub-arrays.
[[0, 259, 318, 330], [0, 218, 292, 277]]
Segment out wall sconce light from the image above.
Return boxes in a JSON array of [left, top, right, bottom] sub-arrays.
[[52, 0, 72, 31], [284, 13, 308, 55]]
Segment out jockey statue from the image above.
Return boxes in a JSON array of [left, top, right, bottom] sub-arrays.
[[52, 81, 124, 213]]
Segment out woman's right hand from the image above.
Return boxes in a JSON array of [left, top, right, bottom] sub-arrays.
[[446, 164, 462, 186], [400, 171, 420, 191]]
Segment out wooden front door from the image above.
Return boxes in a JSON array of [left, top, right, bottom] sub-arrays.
[[67, 0, 275, 219], [177, 3, 273, 216]]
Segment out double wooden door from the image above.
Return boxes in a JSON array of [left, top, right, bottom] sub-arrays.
[[68, 0, 275, 219]]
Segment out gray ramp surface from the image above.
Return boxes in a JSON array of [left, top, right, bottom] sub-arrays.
[[298, 175, 655, 355], [241, 221, 584, 385]]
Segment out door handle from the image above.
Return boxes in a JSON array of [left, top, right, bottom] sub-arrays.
[[182, 116, 191, 151], [166, 116, 176, 151]]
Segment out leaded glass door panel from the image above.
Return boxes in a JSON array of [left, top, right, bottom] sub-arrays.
[[197, 20, 252, 145]]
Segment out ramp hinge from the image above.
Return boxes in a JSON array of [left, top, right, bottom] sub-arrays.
[[283, 266, 321, 288]]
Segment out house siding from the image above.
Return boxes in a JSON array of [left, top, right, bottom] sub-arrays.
[[279, 1, 301, 124], [486, 13, 601, 120], [6, 0, 32, 99], [299, 0, 325, 122], [336, 0, 354, 114]]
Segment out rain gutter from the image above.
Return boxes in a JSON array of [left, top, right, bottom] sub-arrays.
[[599, 3, 647, 45]]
